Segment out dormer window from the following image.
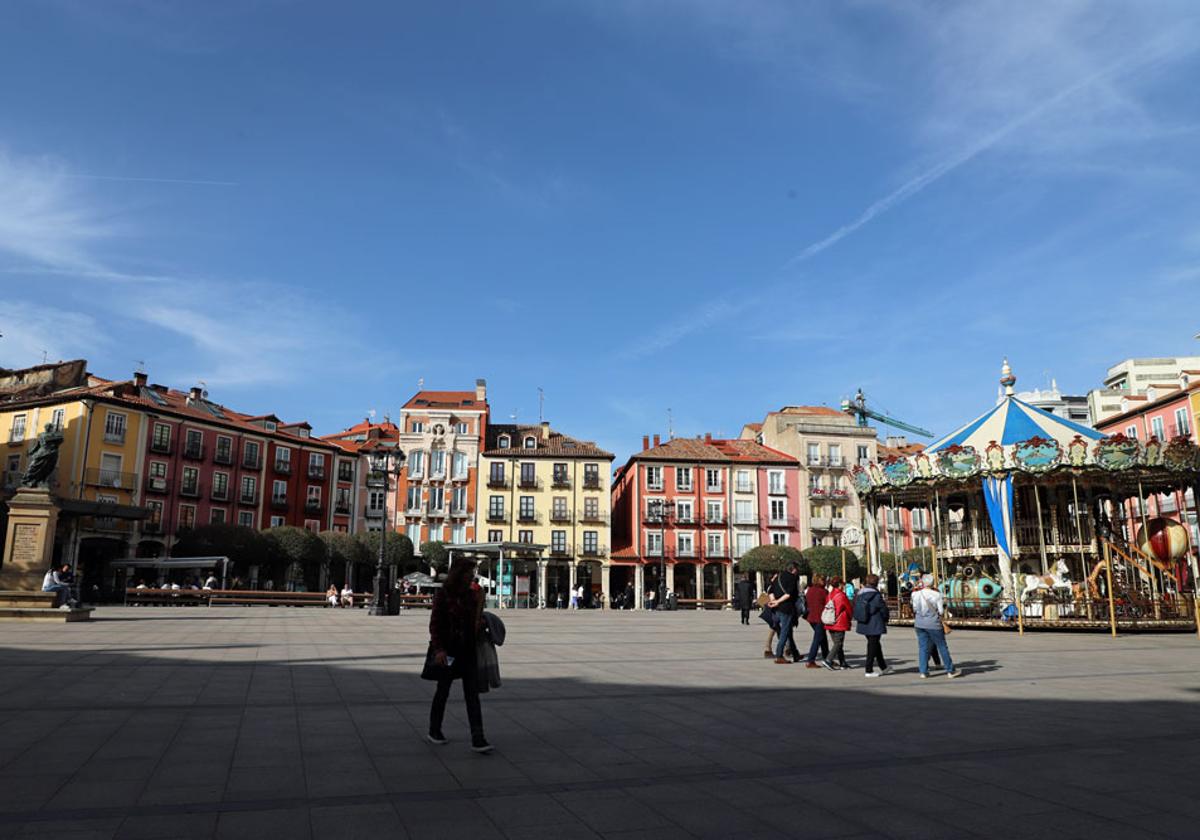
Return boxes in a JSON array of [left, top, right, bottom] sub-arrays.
[[498, 435, 510, 449], [299, 429, 309, 439], [264, 421, 277, 432], [523, 436, 537, 449]]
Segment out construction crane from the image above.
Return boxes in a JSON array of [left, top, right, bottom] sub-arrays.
[[841, 389, 934, 438]]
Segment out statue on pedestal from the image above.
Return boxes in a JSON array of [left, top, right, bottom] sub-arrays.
[[21, 423, 64, 489]]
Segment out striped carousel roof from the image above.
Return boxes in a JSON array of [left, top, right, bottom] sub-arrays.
[[926, 361, 1104, 454]]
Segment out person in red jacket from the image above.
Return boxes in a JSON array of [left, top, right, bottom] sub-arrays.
[[821, 576, 852, 670], [803, 575, 830, 668]]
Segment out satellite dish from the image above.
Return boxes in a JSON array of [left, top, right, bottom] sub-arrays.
[[840, 524, 864, 547]]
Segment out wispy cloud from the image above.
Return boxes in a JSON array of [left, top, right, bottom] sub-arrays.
[[67, 174, 238, 187], [617, 295, 758, 360], [0, 301, 109, 368]]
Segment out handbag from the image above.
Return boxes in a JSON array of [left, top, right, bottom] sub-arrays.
[[942, 608, 953, 635], [420, 643, 456, 682], [820, 600, 837, 626]]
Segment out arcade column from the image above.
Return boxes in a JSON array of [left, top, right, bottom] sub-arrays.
[[537, 560, 548, 609], [600, 564, 610, 608], [634, 564, 644, 610], [665, 562, 675, 594], [695, 563, 703, 601]]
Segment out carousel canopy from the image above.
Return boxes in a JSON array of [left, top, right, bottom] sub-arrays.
[[925, 394, 1103, 453]]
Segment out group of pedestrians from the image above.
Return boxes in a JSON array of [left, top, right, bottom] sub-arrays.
[[755, 564, 960, 679]]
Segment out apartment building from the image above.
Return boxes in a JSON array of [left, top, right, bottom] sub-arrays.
[[394, 381, 488, 551], [743, 406, 877, 548], [322, 419, 400, 533], [1087, 356, 1200, 424], [610, 434, 800, 608], [475, 421, 613, 606]]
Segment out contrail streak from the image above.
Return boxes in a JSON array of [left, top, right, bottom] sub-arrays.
[[783, 33, 1189, 269], [68, 174, 239, 187]]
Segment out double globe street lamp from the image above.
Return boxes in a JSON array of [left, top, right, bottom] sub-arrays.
[[364, 442, 406, 617]]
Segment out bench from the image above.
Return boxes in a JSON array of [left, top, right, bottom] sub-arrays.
[[675, 598, 732, 611], [207, 590, 376, 608], [396, 594, 434, 609], [126, 589, 210, 606]]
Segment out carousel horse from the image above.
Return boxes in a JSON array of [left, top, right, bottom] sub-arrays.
[[1021, 559, 1073, 602]]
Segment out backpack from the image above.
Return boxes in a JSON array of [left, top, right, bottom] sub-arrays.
[[820, 599, 837, 626]]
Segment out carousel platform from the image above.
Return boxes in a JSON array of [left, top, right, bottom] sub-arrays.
[[891, 616, 1197, 632], [0, 591, 93, 622]]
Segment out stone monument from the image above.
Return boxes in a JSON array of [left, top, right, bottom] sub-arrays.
[[0, 423, 63, 591]]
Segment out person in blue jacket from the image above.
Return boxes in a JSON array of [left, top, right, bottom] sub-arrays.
[[853, 573, 892, 678]]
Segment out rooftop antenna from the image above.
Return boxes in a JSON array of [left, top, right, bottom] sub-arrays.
[[418, 377, 424, 390], [134, 359, 146, 374], [368, 409, 377, 420], [538, 387, 544, 422], [667, 408, 674, 440], [40, 349, 49, 364], [510, 408, 518, 423], [197, 379, 208, 398]]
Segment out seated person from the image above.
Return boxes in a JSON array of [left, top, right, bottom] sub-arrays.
[[41, 564, 76, 609], [326, 585, 339, 607], [340, 584, 354, 607], [135, 580, 148, 590], [202, 575, 217, 590]]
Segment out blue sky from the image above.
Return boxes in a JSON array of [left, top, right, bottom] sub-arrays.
[[2, 1, 1199, 462]]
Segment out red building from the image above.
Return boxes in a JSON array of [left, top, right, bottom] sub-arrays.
[[322, 419, 402, 534], [610, 434, 802, 607]]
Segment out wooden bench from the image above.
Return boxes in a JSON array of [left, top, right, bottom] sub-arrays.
[[675, 598, 732, 611], [126, 589, 210, 606], [208, 590, 329, 607], [396, 594, 435, 609]]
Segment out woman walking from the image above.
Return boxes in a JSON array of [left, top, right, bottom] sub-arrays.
[[821, 577, 851, 670], [425, 558, 493, 753], [911, 574, 960, 679], [803, 574, 830, 668], [853, 574, 892, 678]]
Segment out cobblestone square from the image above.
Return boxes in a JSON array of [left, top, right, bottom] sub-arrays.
[[1, 608, 1198, 839]]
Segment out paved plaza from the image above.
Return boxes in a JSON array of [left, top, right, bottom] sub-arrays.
[[1, 608, 1199, 839]]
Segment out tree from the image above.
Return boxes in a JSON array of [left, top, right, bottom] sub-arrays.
[[321, 531, 368, 570], [737, 544, 804, 573], [420, 540, 449, 571], [171, 524, 272, 579], [801, 545, 863, 581], [354, 530, 414, 569], [263, 526, 325, 590]]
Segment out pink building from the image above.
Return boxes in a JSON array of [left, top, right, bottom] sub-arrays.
[[610, 434, 801, 607]]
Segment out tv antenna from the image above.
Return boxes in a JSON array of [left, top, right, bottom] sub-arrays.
[[538, 387, 544, 422], [667, 408, 674, 440]]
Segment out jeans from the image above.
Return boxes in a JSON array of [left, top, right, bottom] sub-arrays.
[[430, 666, 484, 739], [775, 611, 796, 659], [826, 630, 847, 666], [915, 626, 954, 675], [805, 623, 829, 663], [865, 634, 888, 673], [42, 583, 71, 607]]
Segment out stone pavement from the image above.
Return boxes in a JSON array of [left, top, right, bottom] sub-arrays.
[[1, 607, 1199, 839]]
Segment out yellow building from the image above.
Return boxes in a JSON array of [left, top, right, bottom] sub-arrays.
[[0, 361, 150, 586], [475, 422, 613, 606]]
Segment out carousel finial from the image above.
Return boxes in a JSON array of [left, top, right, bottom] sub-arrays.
[[1000, 358, 1016, 397]]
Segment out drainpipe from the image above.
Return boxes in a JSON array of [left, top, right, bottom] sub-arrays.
[[67, 399, 97, 577]]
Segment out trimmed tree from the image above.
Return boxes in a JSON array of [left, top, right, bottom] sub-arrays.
[[170, 523, 272, 581], [737, 544, 804, 573], [355, 530, 415, 569], [801, 545, 863, 581], [320, 531, 369, 587], [263, 526, 325, 591], [420, 540, 449, 572]]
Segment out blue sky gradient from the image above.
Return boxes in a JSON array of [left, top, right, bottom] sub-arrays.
[[2, 1, 1199, 461]]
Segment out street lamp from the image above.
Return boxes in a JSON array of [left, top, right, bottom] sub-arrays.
[[366, 442, 405, 617], [651, 499, 672, 610]]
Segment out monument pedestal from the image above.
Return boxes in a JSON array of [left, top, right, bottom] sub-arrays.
[[0, 487, 60, 592]]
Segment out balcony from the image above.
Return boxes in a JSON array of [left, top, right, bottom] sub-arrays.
[[239, 491, 259, 505], [405, 504, 423, 516], [646, 545, 665, 558], [549, 543, 572, 558], [142, 520, 163, 535], [366, 470, 387, 487], [182, 443, 205, 461], [214, 447, 233, 465], [645, 482, 664, 492], [517, 511, 539, 524], [150, 437, 173, 455], [549, 508, 573, 523], [180, 481, 202, 499], [831, 517, 848, 530], [674, 514, 700, 527], [426, 506, 447, 518], [305, 498, 322, 513], [704, 483, 723, 495], [271, 494, 289, 510], [734, 482, 753, 494], [580, 544, 607, 559], [210, 486, 229, 502], [810, 516, 832, 531], [146, 476, 169, 494], [703, 512, 726, 526], [274, 459, 292, 474], [450, 506, 470, 519], [732, 515, 759, 526], [518, 476, 540, 490], [643, 510, 666, 524], [675, 546, 697, 559], [337, 467, 355, 483], [767, 484, 787, 496], [551, 475, 571, 489], [487, 474, 509, 489], [911, 521, 930, 533], [486, 510, 507, 523], [582, 476, 602, 490], [334, 502, 351, 515], [84, 468, 139, 492], [829, 489, 850, 501], [308, 465, 326, 480], [364, 506, 384, 519], [767, 516, 797, 529], [809, 486, 827, 499], [242, 454, 262, 470], [704, 545, 728, 559], [103, 429, 126, 444], [579, 510, 608, 524]]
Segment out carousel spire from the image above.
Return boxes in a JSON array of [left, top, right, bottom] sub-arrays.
[[999, 358, 1016, 397]]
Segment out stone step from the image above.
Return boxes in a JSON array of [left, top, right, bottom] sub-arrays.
[[0, 591, 59, 609], [0, 606, 93, 622]]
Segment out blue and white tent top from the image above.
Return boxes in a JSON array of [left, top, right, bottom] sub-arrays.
[[925, 396, 1103, 454]]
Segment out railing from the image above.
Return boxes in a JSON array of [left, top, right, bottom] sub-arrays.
[[581, 545, 607, 558], [364, 506, 384, 518], [767, 484, 787, 496], [84, 468, 139, 491], [274, 460, 292, 474], [583, 476, 602, 490], [828, 456, 845, 468], [549, 508, 573, 523], [242, 455, 261, 470], [366, 471, 387, 487], [487, 475, 509, 489], [676, 546, 697, 558], [808, 487, 827, 499], [103, 429, 126, 444], [646, 483, 663, 492], [705, 483, 723, 494], [214, 447, 233, 465], [305, 498, 322, 513], [239, 491, 259, 505], [517, 511, 539, 524], [450, 507, 470, 518], [337, 468, 355, 483], [308, 466, 325, 479], [150, 437, 173, 454], [183, 444, 205, 460], [767, 516, 796, 528], [210, 486, 229, 502], [518, 476, 541, 489], [552, 476, 571, 489], [703, 513, 726, 525], [810, 516, 832, 530], [734, 482, 753, 493], [334, 503, 351, 515], [580, 511, 609, 524], [732, 515, 759, 526], [271, 495, 288, 509], [704, 546, 728, 558], [676, 483, 694, 493], [674, 514, 699, 526], [426, 506, 446, 517], [549, 544, 572, 558], [180, 481, 202, 498], [829, 489, 849, 500], [486, 511, 507, 523], [831, 517, 848, 529]]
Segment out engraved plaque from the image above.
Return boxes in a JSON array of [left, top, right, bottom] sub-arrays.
[[10, 523, 42, 567]]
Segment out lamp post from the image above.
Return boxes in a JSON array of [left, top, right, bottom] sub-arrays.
[[366, 443, 405, 617], [653, 500, 672, 610]]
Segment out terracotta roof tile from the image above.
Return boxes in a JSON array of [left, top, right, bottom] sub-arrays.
[[482, 424, 613, 459], [628, 437, 798, 464], [403, 390, 486, 410]]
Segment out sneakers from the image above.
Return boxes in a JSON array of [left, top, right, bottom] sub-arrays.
[[946, 671, 962, 679], [881, 667, 895, 676], [818, 660, 833, 671], [471, 737, 494, 754], [864, 671, 881, 678], [58, 604, 72, 611], [918, 673, 929, 679], [425, 731, 448, 746]]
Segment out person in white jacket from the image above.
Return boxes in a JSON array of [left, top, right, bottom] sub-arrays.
[[911, 575, 960, 679]]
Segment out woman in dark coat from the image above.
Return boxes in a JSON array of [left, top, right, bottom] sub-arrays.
[[427, 559, 492, 753], [853, 573, 892, 678]]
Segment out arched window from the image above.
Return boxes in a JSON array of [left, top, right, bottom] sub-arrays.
[[498, 435, 510, 449], [523, 436, 537, 449]]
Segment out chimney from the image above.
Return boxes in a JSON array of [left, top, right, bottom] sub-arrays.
[[133, 370, 148, 388], [642, 435, 650, 451], [475, 378, 487, 402], [704, 432, 712, 443], [541, 421, 550, 440], [188, 386, 202, 403], [653, 434, 661, 447]]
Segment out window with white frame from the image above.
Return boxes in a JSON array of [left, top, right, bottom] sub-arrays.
[[152, 422, 171, 451], [523, 436, 537, 449], [705, 468, 722, 492], [408, 450, 424, 476], [706, 531, 723, 556], [49, 408, 65, 432], [99, 452, 123, 487], [675, 499, 693, 523], [212, 472, 229, 499], [428, 486, 444, 512], [1176, 407, 1191, 438], [857, 444, 869, 464], [705, 500, 723, 523], [307, 485, 321, 503], [411, 420, 424, 433], [806, 443, 820, 465], [498, 435, 510, 449], [735, 532, 755, 557], [1126, 425, 1138, 439], [215, 435, 232, 462], [677, 532, 694, 557], [828, 444, 842, 466], [276, 447, 291, 468], [238, 511, 254, 528], [767, 470, 785, 494], [368, 489, 385, 511], [430, 449, 446, 477], [452, 451, 468, 478], [407, 523, 421, 544], [179, 504, 197, 530], [272, 480, 287, 502], [9, 414, 26, 443], [676, 467, 693, 491], [308, 452, 324, 475], [451, 523, 466, 543], [1151, 416, 1165, 440], [210, 508, 227, 524], [4, 453, 21, 487], [646, 532, 663, 556], [771, 531, 788, 546], [241, 475, 257, 501], [734, 499, 754, 524], [454, 422, 468, 435], [452, 486, 468, 512], [735, 469, 752, 492], [769, 498, 787, 523], [104, 411, 127, 443], [645, 465, 663, 490], [406, 486, 421, 511]]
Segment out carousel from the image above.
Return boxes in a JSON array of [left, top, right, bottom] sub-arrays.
[[852, 361, 1200, 633]]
